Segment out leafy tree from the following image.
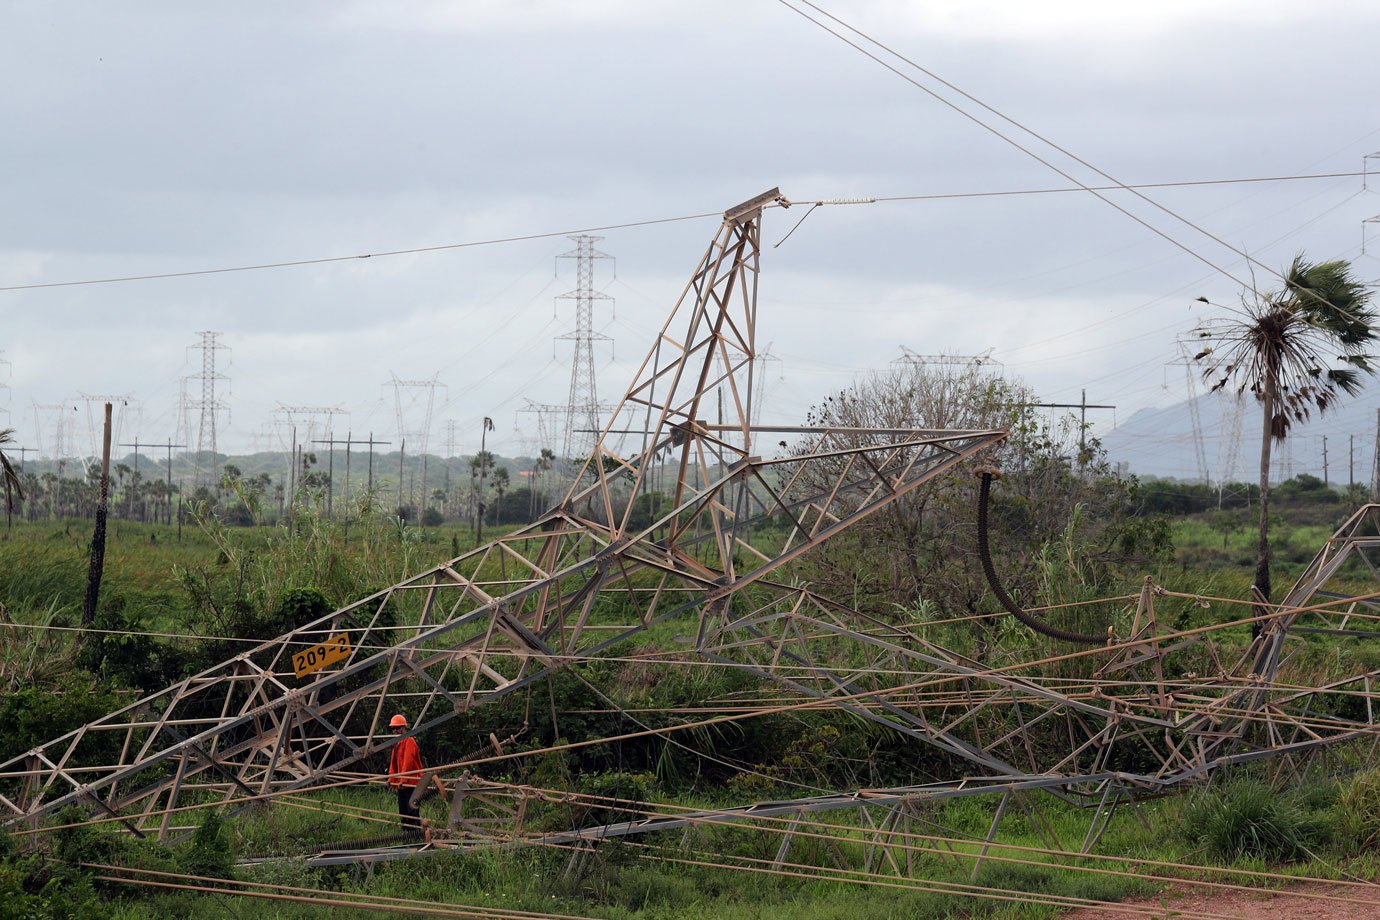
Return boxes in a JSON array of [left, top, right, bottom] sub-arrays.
[[786, 359, 1141, 647], [1197, 255, 1377, 635]]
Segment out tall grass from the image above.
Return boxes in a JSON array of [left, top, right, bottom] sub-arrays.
[[1182, 780, 1328, 863]]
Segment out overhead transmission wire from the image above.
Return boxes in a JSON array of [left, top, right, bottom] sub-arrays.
[[80, 779, 1380, 918], [89, 862, 603, 920], [423, 780, 1380, 913], [72, 770, 1376, 914], [0, 175, 1358, 295], [777, 0, 1371, 325]]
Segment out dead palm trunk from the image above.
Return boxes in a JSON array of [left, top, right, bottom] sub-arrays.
[[1253, 370, 1276, 640]]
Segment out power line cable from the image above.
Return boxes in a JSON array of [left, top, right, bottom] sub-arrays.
[[0, 176, 1358, 294], [779, 0, 1372, 323]]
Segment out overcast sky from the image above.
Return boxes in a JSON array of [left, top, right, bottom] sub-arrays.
[[5, 0, 1379, 464]]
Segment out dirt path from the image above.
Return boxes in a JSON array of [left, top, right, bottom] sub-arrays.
[[1060, 882, 1380, 919]]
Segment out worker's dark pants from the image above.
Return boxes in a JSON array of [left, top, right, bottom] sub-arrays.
[[396, 786, 421, 834]]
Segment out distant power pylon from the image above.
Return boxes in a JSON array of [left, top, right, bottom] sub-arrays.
[[751, 342, 783, 429], [894, 347, 1002, 373], [31, 401, 73, 461], [189, 332, 230, 488], [518, 400, 565, 457], [386, 373, 445, 508], [273, 405, 348, 453], [76, 394, 135, 466], [1216, 392, 1246, 506], [555, 235, 615, 461], [1169, 342, 1210, 485]]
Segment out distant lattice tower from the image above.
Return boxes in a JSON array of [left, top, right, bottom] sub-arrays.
[[555, 235, 614, 462], [189, 332, 230, 488]]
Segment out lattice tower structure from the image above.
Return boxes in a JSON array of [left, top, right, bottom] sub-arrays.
[[273, 405, 348, 454], [76, 395, 135, 467], [29, 402, 71, 461], [1216, 391, 1246, 501], [189, 332, 230, 488], [386, 374, 445, 507], [1169, 342, 1210, 484], [750, 342, 782, 430], [11, 190, 1380, 865], [555, 235, 614, 461], [894, 346, 1002, 374]]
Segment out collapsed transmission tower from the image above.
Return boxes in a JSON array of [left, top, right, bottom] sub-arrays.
[[7, 189, 1380, 869], [555, 235, 614, 462]]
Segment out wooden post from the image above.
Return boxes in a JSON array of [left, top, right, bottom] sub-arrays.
[[82, 403, 113, 626]]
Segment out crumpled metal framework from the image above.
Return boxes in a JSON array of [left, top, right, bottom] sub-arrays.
[[4, 192, 1378, 867]]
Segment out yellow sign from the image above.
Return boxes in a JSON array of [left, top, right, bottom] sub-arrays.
[[292, 633, 352, 679]]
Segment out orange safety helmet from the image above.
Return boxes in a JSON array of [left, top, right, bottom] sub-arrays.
[[389, 714, 408, 728]]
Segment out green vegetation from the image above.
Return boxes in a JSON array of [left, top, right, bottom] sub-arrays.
[[1196, 254, 1378, 633], [4, 357, 1380, 917]]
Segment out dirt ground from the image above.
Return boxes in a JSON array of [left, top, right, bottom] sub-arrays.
[[1061, 882, 1380, 919]]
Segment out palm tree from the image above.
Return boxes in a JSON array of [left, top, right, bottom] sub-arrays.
[[0, 429, 24, 530], [530, 447, 555, 521], [491, 467, 510, 525], [537, 447, 556, 513], [1198, 255, 1377, 636], [471, 450, 495, 540]]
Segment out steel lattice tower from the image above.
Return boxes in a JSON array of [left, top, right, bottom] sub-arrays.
[[189, 332, 229, 487], [555, 235, 613, 461]]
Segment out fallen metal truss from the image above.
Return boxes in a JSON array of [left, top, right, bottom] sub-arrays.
[[0, 189, 1008, 838], [6, 191, 1380, 866]]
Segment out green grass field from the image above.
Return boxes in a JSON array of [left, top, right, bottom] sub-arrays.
[[5, 505, 1380, 918]]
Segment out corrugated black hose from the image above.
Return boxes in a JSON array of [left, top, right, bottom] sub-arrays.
[[976, 467, 1106, 646]]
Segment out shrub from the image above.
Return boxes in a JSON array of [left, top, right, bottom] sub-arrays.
[[1336, 769, 1380, 854], [1182, 780, 1320, 862], [178, 811, 234, 880]]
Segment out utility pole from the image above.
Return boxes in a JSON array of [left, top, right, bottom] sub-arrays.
[[1020, 394, 1116, 467], [1322, 436, 1329, 487], [313, 432, 386, 520], [7, 445, 36, 471], [82, 403, 112, 626], [398, 438, 405, 517], [1372, 409, 1380, 501], [1350, 434, 1356, 493], [366, 432, 386, 497], [117, 437, 141, 521], [310, 436, 338, 518], [159, 438, 185, 526], [287, 426, 297, 525]]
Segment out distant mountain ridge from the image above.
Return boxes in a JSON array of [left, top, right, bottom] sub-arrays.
[[1101, 390, 1380, 485]]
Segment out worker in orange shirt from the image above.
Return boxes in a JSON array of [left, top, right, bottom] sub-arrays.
[[387, 714, 431, 835]]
